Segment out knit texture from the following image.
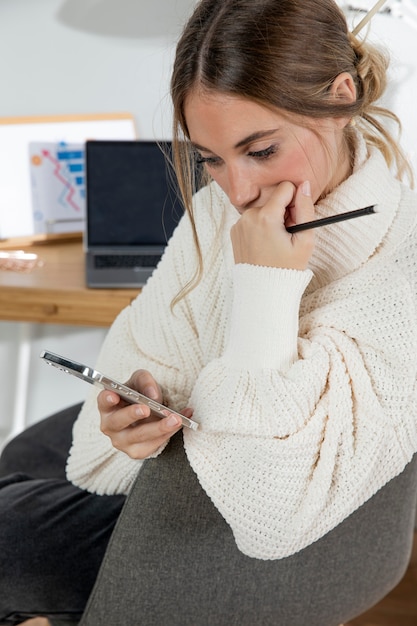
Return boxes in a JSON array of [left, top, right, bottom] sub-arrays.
[[67, 136, 417, 559]]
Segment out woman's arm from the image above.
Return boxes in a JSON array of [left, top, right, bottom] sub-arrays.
[[183, 252, 417, 559], [66, 195, 212, 494]]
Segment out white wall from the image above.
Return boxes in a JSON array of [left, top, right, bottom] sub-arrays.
[[0, 0, 416, 444], [0, 0, 195, 136]]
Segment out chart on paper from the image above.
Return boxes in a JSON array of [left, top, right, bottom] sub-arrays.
[[29, 141, 86, 235]]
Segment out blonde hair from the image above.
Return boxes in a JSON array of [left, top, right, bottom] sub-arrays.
[[170, 0, 412, 302]]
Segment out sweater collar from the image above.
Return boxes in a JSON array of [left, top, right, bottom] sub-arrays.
[[219, 133, 401, 287], [307, 133, 401, 289]]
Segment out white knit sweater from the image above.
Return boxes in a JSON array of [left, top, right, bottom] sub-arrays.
[[67, 137, 417, 559]]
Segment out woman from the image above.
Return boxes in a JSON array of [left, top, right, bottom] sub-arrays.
[[1, 0, 417, 624]]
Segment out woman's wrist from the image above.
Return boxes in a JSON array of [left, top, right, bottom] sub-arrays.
[[224, 264, 312, 371]]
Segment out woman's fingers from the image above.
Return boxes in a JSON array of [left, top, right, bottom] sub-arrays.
[[124, 369, 163, 402], [97, 369, 190, 459], [106, 410, 183, 459], [99, 394, 183, 459], [285, 180, 315, 231], [231, 180, 315, 269]]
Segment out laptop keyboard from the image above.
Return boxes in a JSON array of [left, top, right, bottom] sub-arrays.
[[94, 254, 162, 269]]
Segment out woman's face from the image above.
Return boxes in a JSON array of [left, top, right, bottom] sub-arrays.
[[184, 90, 352, 213]]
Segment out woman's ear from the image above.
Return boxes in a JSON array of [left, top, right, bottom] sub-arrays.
[[330, 72, 357, 129], [330, 72, 357, 104]]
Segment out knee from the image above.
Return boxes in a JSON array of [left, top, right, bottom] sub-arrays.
[[0, 429, 32, 476]]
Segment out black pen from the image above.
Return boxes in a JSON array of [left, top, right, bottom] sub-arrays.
[[286, 205, 377, 233]]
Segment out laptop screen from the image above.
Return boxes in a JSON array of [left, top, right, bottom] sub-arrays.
[[86, 140, 184, 247]]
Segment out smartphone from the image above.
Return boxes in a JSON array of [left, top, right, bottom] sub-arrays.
[[40, 350, 199, 431]]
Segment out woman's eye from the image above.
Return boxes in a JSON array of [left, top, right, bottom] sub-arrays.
[[248, 145, 277, 159], [195, 154, 222, 167]]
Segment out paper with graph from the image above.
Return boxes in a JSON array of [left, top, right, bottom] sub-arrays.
[[30, 142, 85, 235]]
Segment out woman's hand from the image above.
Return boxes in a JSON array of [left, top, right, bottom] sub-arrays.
[[230, 180, 315, 270], [98, 369, 189, 459]]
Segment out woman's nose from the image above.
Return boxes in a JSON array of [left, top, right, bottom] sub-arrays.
[[226, 166, 260, 212]]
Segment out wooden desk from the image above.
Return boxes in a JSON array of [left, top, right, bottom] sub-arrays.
[[0, 240, 140, 326]]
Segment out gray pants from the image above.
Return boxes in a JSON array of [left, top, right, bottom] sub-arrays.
[[0, 405, 125, 626], [82, 431, 417, 626]]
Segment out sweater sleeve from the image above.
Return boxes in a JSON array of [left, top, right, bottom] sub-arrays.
[[66, 204, 210, 495], [183, 256, 417, 559]]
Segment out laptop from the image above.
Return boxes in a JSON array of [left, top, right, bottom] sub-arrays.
[[85, 139, 185, 288]]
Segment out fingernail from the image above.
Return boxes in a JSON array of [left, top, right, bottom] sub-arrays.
[[302, 180, 311, 197], [144, 385, 158, 400], [166, 414, 180, 428]]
